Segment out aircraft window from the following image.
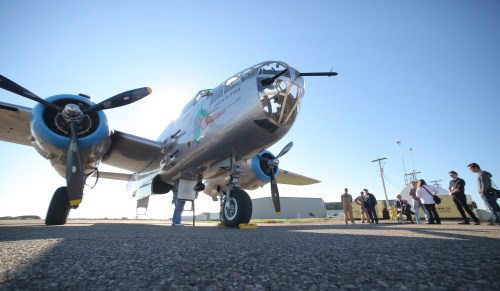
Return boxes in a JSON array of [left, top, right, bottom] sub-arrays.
[[195, 89, 213, 102], [241, 67, 258, 82], [259, 62, 289, 77], [224, 75, 240, 94]]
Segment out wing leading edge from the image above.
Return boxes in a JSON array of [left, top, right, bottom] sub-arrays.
[[0, 101, 32, 146], [275, 169, 320, 185]]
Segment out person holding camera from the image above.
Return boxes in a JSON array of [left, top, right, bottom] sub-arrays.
[[395, 194, 413, 224]]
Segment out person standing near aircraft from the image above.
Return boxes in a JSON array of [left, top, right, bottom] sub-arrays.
[[448, 170, 480, 225], [354, 191, 369, 223], [468, 163, 500, 225], [171, 181, 186, 227], [363, 189, 379, 224], [415, 179, 441, 224], [409, 181, 429, 224], [341, 188, 355, 224]]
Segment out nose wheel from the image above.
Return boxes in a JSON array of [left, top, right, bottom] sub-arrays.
[[221, 188, 252, 227]]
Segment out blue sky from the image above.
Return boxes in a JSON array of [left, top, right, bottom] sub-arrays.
[[1, 0, 499, 219]]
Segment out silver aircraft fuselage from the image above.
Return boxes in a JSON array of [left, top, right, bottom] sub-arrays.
[[131, 61, 305, 192]]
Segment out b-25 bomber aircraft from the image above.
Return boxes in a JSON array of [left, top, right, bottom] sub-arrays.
[[0, 61, 337, 226]]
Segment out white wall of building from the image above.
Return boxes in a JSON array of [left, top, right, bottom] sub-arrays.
[[252, 197, 326, 219]]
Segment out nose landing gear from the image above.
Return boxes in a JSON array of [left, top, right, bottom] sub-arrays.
[[218, 157, 253, 227]]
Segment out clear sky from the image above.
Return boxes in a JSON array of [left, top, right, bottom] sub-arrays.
[[1, 0, 499, 219]]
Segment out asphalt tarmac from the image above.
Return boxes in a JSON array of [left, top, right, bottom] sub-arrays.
[[1, 219, 499, 290]]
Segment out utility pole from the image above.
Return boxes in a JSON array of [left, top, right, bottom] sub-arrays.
[[372, 157, 390, 217]]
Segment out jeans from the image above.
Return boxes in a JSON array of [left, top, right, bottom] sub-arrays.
[[481, 193, 500, 223], [412, 200, 429, 224], [366, 205, 378, 223], [172, 192, 186, 224], [423, 204, 441, 224]]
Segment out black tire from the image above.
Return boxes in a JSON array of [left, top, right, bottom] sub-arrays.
[[222, 189, 253, 227], [45, 187, 71, 225]]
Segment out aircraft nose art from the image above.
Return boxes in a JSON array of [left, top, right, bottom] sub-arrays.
[[256, 62, 304, 130]]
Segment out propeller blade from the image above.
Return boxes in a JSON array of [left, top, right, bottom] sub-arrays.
[[83, 87, 152, 113], [0, 75, 62, 111], [276, 141, 293, 159], [270, 170, 281, 214], [65, 121, 85, 207]]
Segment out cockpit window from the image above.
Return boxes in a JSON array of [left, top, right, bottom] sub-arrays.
[[224, 75, 240, 94], [256, 61, 303, 127], [241, 67, 258, 83], [259, 62, 290, 78], [194, 89, 213, 102]]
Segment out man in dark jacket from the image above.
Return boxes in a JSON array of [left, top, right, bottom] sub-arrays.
[[363, 189, 379, 224], [448, 170, 480, 225], [468, 163, 500, 225]]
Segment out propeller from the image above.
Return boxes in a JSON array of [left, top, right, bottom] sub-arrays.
[[66, 120, 84, 206], [0, 75, 63, 111], [0, 74, 152, 205], [82, 87, 152, 114], [258, 141, 294, 214]]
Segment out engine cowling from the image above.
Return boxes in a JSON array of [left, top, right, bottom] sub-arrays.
[[30, 94, 111, 177], [231, 150, 280, 190]]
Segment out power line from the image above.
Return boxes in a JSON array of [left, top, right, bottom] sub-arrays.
[[383, 173, 404, 191]]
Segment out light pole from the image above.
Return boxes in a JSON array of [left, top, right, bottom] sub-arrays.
[[397, 141, 408, 185], [372, 157, 390, 218]]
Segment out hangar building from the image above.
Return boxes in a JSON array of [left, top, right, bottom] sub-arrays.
[[252, 197, 326, 219]]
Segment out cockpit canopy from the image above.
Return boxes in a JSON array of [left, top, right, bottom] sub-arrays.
[[182, 61, 304, 128]]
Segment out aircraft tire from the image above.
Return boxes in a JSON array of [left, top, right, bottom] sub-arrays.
[[222, 189, 252, 227], [45, 187, 71, 225]]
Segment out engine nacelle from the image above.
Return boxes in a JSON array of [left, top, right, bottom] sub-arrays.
[[243, 150, 279, 189], [29, 94, 111, 177], [204, 150, 279, 198]]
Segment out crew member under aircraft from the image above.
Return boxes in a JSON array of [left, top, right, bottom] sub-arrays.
[[172, 182, 186, 227]]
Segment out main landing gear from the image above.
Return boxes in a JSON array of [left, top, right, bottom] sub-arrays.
[[45, 186, 71, 225], [219, 157, 253, 227]]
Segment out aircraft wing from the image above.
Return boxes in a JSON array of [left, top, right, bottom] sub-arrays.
[[101, 130, 163, 174], [0, 101, 33, 146], [276, 169, 320, 185], [0, 101, 162, 175]]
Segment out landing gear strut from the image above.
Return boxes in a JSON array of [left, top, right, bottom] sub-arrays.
[[219, 157, 253, 227]]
